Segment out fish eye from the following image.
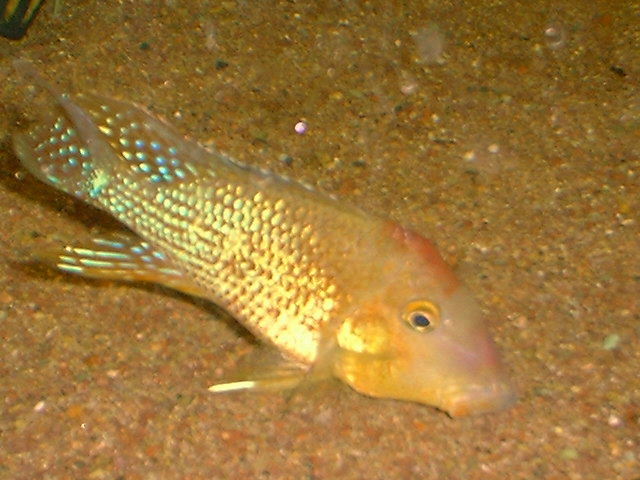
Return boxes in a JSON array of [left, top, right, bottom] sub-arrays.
[[403, 301, 440, 332]]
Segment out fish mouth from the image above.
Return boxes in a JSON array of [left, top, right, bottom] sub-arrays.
[[442, 381, 516, 417]]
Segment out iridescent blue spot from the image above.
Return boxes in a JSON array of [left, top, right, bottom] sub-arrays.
[[94, 239, 126, 249], [135, 139, 145, 149], [119, 138, 130, 147], [155, 156, 167, 165], [115, 204, 126, 213], [174, 169, 186, 179], [69, 145, 79, 154], [168, 146, 178, 155], [61, 133, 71, 142], [80, 147, 90, 158], [170, 158, 180, 167], [131, 245, 145, 254], [58, 147, 68, 156], [163, 174, 174, 182], [150, 174, 163, 183], [82, 162, 93, 171], [135, 152, 147, 161], [139, 163, 151, 173], [47, 175, 60, 184], [68, 158, 78, 167], [49, 136, 59, 145], [158, 166, 169, 175], [150, 141, 161, 151], [152, 251, 166, 260]]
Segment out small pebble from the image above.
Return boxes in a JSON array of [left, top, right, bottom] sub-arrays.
[[514, 315, 528, 328], [602, 333, 620, 351], [279, 154, 293, 166], [544, 21, 567, 50], [294, 121, 307, 134], [607, 414, 622, 427], [463, 150, 476, 161], [560, 448, 579, 460]]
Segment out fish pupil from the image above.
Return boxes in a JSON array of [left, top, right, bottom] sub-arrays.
[[411, 313, 431, 328]]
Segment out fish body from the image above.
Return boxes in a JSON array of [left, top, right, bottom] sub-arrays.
[[0, 0, 45, 39], [13, 64, 515, 416]]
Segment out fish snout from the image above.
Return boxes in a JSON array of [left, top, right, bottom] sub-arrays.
[[435, 325, 516, 416], [444, 380, 516, 417]]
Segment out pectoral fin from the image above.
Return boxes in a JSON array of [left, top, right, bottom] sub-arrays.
[[208, 326, 342, 397], [208, 347, 309, 394]]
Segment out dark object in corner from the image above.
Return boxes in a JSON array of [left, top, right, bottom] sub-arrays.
[[1, 0, 45, 40]]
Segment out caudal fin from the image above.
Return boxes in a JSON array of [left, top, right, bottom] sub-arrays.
[[12, 60, 204, 205], [12, 60, 119, 202]]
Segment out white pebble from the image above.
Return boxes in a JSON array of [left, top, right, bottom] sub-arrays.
[[608, 414, 622, 427], [294, 121, 307, 134]]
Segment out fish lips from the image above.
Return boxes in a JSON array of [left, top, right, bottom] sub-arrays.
[[442, 380, 517, 417]]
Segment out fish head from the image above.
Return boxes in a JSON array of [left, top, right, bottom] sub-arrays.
[[333, 223, 515, 417]]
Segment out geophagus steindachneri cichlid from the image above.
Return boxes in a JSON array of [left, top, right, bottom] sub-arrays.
[[12, 61, 515, 417]]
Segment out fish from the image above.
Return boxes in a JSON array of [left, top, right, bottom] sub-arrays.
[[12, 61, 515, 417], [0, 0, 45, 39]]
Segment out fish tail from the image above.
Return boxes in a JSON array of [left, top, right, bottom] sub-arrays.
[[13, 60, 204, 208], [12, 60, 121, 203]]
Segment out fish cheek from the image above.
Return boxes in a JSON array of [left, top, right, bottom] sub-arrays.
[[332, 317, 413, 401], [333, 349, 399, 400], [335, 344, 438, 405], [333, 311, 397, 397]]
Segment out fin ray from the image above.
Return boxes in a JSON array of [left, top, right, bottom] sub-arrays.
[[208, 347, 308, 394], [12, 61, 211, 207], [40, 232, 205, 297]]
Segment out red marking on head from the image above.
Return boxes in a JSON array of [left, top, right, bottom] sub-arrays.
[[386, 222, 460, 295]]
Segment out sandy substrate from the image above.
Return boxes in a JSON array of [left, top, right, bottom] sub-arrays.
[[0, 1, 638, 479]]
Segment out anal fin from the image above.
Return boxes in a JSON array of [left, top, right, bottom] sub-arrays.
[[41, 232, 205, 297]]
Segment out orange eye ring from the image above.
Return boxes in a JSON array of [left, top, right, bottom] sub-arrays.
[[403, 301, 440, 332]]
